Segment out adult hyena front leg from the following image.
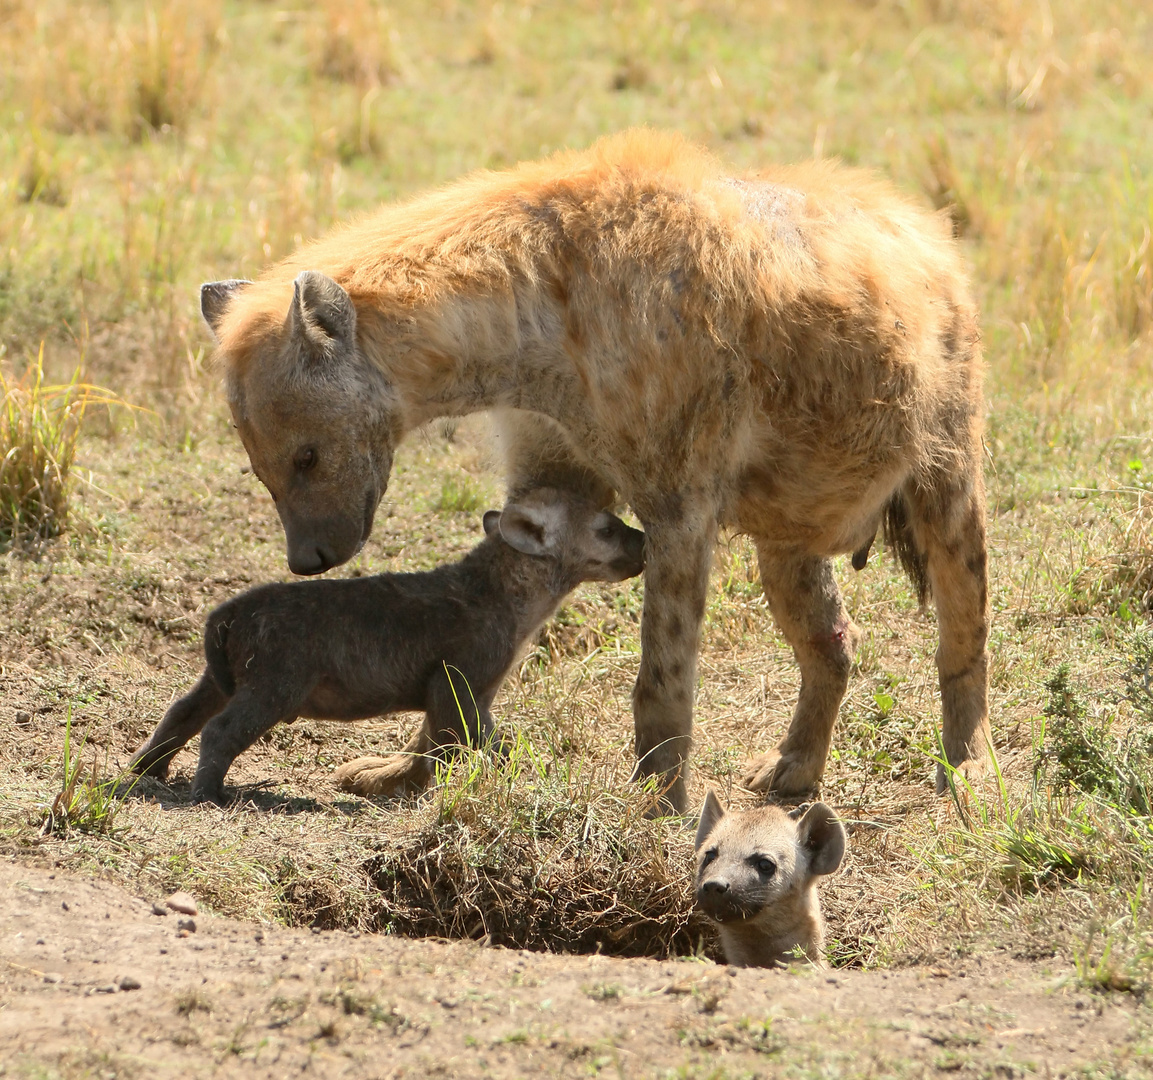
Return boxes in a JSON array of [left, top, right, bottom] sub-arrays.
[[334, 671, 498, 799], [630, 512, 717, 815], [333, 727, 435, 799], [908, 476, 992, 792], [742, 551, 860, 797]]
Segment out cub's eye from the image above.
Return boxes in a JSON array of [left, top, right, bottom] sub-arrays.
[[755, 855, 777, 877], [701, 847, 718, 867], [294, 447, 317, 472]]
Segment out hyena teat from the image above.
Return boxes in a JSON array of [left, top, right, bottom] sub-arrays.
[[694, 789, 846, 968], [130, 488, 644, 806]]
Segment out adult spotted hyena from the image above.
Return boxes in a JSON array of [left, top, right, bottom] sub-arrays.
[[203, 130, 991, 813]]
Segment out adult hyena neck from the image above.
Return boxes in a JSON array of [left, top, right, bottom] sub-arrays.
[[354, 235, 593, 439], [719, 888, 826, 968]]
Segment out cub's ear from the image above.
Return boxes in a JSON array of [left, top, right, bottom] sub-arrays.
[[482, 510, 502, 537], [290, 270, 356, 358], [797, 802, 846, 877], [695, 788, 726, 850], [495, 502, 564, 557], [200, 280, 250, 339]]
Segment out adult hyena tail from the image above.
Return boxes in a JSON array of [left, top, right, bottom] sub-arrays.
[[882, 491, 929, 605]]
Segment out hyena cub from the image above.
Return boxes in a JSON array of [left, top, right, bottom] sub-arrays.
[[694, 790, 846, 968], [130, 488, 645, 805]]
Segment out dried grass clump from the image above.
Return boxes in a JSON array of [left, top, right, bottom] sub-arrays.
[[0, 349, 89, 546], [364, 741, 718, 960], [921, 132, 983, 238], [3, 0, 220, 138], [126, 2, 222, 139], [310, 0, 395, 90]]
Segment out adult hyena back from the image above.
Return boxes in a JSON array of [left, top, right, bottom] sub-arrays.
[[204, 130, 990, 812]]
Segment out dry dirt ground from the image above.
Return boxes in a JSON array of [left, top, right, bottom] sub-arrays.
[[1, 859, 1148, 1079]]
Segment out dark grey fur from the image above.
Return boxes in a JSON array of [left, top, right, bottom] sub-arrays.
[[130, 488, 644, 805]]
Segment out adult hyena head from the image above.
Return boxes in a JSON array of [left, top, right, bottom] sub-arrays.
[[202, 273, 398, 575]]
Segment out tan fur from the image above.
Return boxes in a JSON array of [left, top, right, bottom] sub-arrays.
[[694, 790, 845, 968], [207, 129, 992, 813]]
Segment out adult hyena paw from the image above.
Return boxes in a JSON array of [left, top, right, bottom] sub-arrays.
[[332, 754, 431, 798], [935, 750, 991, 796], [741, 749, 823, 798]]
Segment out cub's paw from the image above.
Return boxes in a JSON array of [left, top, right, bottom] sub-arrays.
[[129, 747, 171, 780], [190, 782, 228, 807], [741, 749, 822, 798], [333, 754, 431, 799]]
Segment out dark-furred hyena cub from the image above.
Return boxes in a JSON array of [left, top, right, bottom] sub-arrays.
[[130, 488, 645, 805]]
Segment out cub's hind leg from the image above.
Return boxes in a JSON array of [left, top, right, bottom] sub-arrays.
[[333, 666, 495, 800], [191, 686, 296, 806], [742, 551, 860, 797], [131, 673, 227, 780]]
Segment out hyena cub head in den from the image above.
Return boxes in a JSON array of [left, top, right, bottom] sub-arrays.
[[694, 790, 846, 968]]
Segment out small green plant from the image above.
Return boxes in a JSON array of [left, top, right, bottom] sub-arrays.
[[431, 474, 485, 514], [1039, 663, 1153, 815], [40, 706, 133, 836]]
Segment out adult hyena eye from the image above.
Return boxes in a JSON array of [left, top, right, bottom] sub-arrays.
[[294, 447, 317, 473], [755, 855, 777, 877]]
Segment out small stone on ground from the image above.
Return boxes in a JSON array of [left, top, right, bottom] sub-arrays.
[[165, 891, 197, 916]]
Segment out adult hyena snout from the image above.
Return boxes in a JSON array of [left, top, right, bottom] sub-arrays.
[[280, 503, 370, 576]]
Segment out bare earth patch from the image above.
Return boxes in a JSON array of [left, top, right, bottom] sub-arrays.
[[1, 859, 1147, 1078]]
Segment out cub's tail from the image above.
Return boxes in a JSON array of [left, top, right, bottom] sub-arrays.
[[203, 610, 237, 698], [882, 491, 930, 604]]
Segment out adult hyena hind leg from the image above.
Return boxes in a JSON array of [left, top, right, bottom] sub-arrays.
[[130, 673, 227, 780], [742, 552, 861, 798], [908, 476, 993, 793]]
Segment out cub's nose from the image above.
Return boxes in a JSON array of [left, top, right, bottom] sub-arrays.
[[701, 878, 730, 897]]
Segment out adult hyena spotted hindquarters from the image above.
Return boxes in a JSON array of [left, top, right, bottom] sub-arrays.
[[202, 129, 992, 813]]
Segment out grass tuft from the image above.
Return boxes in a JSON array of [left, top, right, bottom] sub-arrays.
[[364, 729, 717, 959], [39, 708, 130, 837], [431, 474, 486, 515], [0, 347, 126, 548]]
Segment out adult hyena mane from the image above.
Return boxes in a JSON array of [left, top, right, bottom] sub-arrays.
[[204, 129, 991, 813]]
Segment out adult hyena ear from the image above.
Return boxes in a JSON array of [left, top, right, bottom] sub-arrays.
[[495, 502, 565, 557], [290, 270, 357, 359], [695, 788, 726, 850], [797, 802, 847, 877], [200, 280, 250, 340]]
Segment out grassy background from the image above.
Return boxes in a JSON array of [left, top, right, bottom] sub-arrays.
[[3, 0, 1153, 986]]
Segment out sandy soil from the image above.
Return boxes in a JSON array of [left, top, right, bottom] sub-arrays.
[[1, 859, 1147, 1079]]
